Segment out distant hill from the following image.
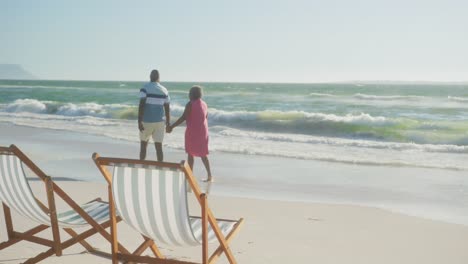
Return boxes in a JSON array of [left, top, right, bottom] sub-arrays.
[[0, 64, 37, 79]]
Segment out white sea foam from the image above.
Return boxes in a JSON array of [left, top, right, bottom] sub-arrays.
[[2, 99, 392, 127], [304, 112, 388, 124], [56, 102, 108, 117], [208, 109, 257, 122], [3, 98, 467, 147], [0, 98, 443, 144], [0, 84, 94, 90], [208, 108, 390, 125], [353, 93, 424, 101], [309, 92, 335, 97], [216, 127, 468, 153], [5, 99, 48, 113], [1, 112, 467, 171], [2, 99, 133, 118], [448, 96, 468, 102]]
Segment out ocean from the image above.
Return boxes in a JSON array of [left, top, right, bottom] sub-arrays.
[[1, 80, 467, 171]]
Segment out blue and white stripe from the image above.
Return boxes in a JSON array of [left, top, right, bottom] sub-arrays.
[[139, 82, 170, 122], [139, 83, 170, 105]]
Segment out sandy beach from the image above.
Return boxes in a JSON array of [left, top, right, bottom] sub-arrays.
[[0, 181, 468, 264], [0, 124, 467, 263]]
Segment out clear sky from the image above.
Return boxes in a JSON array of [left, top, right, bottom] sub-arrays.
[[1, 0, 467, 82]]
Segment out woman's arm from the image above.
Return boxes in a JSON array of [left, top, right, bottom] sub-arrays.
[[169, 102, 191, 131]]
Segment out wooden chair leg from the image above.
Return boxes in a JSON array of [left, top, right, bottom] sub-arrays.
[[183, 163, 238, 264], [0, 224, 49, 250], [2, 203, 14, 240], [149, 243, 164, 259], [45, 176, 62, 256], [201, 194, 208, 264], [64, 228, 95, 252], [120, 237, 154, 264], [208, 218, 245, 264], [108, 184, 119, 264], [25, 218, 114, 263], [120, 236, 164, 264], [132, 237, 154, 256]]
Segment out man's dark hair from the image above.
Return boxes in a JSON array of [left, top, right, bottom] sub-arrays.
[[150, 69, 159, 82], [189, 85, 203, 100]]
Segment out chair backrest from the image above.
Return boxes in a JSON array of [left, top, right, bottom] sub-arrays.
[[0, 152, 51, 225], [112, 163, 199, 246]]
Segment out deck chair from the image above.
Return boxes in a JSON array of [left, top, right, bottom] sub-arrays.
[[93, 154, 244, 264], [0, 145, 131, 263]]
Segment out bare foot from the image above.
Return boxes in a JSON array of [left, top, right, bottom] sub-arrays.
[[202, 177, 214, 182]]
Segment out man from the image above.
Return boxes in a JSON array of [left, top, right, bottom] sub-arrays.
[[138, 69, 170, 161]]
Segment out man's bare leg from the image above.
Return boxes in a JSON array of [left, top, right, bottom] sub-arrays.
[[140, 141, 148, 160], [155, 142, 163, 162], [201, 156, 213, 182]]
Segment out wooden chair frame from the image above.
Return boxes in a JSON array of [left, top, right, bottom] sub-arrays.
[[93, 154, 244, 264], [0, 145, 131, 263]]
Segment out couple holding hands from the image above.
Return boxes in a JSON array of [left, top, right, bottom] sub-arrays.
[[138, 69, 213, 182]]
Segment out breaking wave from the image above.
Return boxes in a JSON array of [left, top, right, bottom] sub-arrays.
[[2, 98, 466, 145], [448, 96, 468, 102], [353, 93, 424, 101]]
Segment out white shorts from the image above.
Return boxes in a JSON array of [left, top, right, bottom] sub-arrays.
[[139, 122, 165, 143]]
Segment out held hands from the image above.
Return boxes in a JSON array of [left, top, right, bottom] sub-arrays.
[[166, 124, 173, 133]]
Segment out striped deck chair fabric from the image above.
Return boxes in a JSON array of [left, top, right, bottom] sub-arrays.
[[112, 164, 237, 246], [0, 145, 131, 264], [0, 153, 110, 228]]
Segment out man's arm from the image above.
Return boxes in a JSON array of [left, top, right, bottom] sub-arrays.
[[138, 98, 146, 131], [164, 103, 170, 126]]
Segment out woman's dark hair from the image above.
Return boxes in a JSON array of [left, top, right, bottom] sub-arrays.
[[189, 85, 203, 100]]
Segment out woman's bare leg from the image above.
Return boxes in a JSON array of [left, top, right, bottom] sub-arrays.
[[201, 156, 213, 182], [187, 154, 194, 171]]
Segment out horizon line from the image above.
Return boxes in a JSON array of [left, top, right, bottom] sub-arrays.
[[1, 78, 468, 85]]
